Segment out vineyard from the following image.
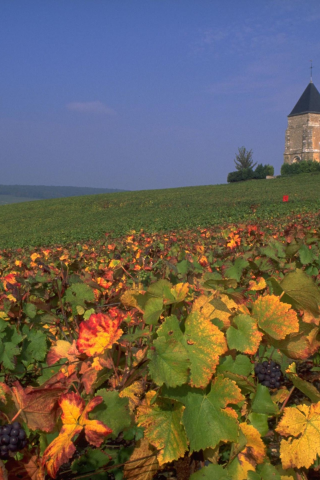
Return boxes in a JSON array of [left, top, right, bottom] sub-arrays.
[[0, 173, 320, 249], [0, 178, 320, 479]]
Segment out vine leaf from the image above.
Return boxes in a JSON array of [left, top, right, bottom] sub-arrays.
[[137, 391, 188, 466], [42, 393, 112, 478], [226, 315, 263, 354], [227, 423, 266, 480], [164, 376, 244, 452], [252, 295, 299, 340], [90, 389, 132, 438], [190, 463, 232, 479], [276, 401, 320, 469], [46, 340, 78, 365], [123, 437, 159, 480], [184, 311, 227, 388], [148, 316, 190, 387], [285, 363, 320, 403], [77, 312, 123, 357], [12, 381, 67, 432], [5, 449, 45, 480], [119, 380, 145, 413], [269, 321, 320, 360], [280, 268, 320, 316]]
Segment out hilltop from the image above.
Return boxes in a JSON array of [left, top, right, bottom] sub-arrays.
[[0, 184, 126, 205], [0, 173, 319, 249]]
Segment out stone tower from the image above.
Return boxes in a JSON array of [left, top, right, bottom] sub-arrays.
[[284, 81, 320, 164]]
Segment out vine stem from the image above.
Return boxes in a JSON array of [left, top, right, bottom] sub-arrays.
[[279, 386, 295, 414], [10, 409, 22, 424]]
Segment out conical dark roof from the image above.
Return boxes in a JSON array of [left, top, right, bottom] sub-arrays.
[[288, 82, 320, 116]]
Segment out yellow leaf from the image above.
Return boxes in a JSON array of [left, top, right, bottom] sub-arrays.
[[248, 277, 267, 291], [192, 294, 231, 328], [276, 401, 320, 469], [137, 391, 188, 466], [42, 393, 111, 478], [252, 295, 299, 340], [272, 388, 290, 404], [123, 437, 158, 480], [170, 283, 189, 303], [30, 253, 40, 262], [120, 380, 145, 413], [228, 423, 266, 480], [121, 290, 143, 311]]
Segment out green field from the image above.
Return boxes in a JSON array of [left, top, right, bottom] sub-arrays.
[[0, 173, 320, 249]]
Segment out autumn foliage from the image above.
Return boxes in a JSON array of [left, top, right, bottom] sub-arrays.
[[0, 215, 320, 479]]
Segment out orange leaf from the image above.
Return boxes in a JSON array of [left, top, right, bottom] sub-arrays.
[[42, 393, 112, 478], [77, 312, 123, 357], [46, 340, 79, 366]]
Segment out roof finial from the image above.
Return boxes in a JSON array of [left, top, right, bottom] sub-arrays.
[[310, 60, 313, 83]]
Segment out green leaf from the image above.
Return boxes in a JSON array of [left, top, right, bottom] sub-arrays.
[[23, 303, 37, 319], [226, 314, 262, 354], [251, 384, 279, 415], [0, 342, 20, 370], [248, 413, 269, 436], [248, 463, 281, 480], [217, 354, 253, 377], [143, 297, 163, 325], [65, 283, 95, 307], [177, 260, 189, 275], [71, 448, 111, 480], [148, 317, 190, 387], [92, 390, 132, 438], [190, 464, 232, 480], [280, 268, 320, 316], [164, 376, 243, 452], [299, 244, 314, 265], [21, 329, 48, 364], [225, 258, 249, 283]]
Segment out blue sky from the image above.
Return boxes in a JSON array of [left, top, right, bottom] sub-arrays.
[[1, 0, 320, 191]]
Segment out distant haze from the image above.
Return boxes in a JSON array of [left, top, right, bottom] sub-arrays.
[[1, 0, 319, 190]]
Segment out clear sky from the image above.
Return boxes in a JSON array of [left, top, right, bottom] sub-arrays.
[[1, 0, 320, 191]]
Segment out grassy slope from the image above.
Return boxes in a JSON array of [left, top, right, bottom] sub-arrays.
[[0, 174, 319, 249]]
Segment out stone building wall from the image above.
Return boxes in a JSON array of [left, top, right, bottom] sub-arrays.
[[284, 113, 320, 164]]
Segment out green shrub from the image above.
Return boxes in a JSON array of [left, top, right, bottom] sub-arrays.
[[227, 168, 254, 183], [253, 164, 274, 179], [281, 160, 320, 175]]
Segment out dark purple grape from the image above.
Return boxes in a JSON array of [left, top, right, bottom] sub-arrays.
[[2, 426, 11, 435], [0, 445, 8, 454], [18, 429, 26, 440], [10, 428, 19, 437], [21, 439, 27, 448], [258, 374, 265, 381], [1, 435, 10, 444], [11, 422, 21, 430], [275, 382, 281, 388], [8, 444, 18, 452], [9, 437, 18, 445], [264, 381, 270, 387]]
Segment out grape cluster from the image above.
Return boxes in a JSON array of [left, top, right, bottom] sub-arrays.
[[254, 360, 282, 389], [0, 422, 27, 459]]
